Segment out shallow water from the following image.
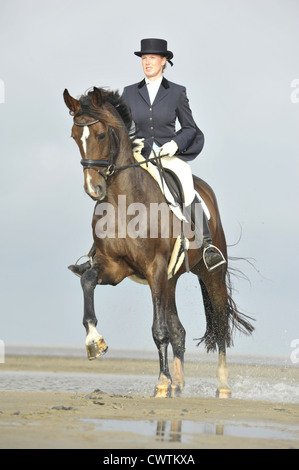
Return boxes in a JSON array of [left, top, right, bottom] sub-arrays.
[[81, 418, 299, 443], [1, 370, 298, 404], [1, 346, 299, 403]]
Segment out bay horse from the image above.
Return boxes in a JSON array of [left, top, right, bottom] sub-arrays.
[[63, 86, 254, 398]]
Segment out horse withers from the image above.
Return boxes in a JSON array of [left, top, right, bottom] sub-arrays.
[[63, 86, 254, 398]]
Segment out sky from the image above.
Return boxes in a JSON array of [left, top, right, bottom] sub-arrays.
[[0, 0, 298, 361]]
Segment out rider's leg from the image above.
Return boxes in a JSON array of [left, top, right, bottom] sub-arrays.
[[188, 196, 226, 274], [161, 156, 226, 274]]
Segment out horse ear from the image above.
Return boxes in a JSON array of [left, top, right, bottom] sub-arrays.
[[92, 87, 103, 108], [63, 89, 80, 114]]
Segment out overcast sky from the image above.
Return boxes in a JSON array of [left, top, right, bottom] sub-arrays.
[[0, 0, 298, 360]]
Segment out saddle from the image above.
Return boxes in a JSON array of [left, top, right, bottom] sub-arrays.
[[160, 167, 185, 210]]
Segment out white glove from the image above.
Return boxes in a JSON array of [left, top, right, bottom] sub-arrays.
[[159, 140, 178, 157]]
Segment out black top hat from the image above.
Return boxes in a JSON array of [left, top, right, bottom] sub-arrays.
[[134, 38, 174, 65]]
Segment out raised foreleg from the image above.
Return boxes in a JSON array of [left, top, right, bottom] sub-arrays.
[[81, 267, 108, 359]]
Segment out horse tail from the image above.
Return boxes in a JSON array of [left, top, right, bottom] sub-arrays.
[[225, 267, 255, 342], [196, 263, 255, 352]]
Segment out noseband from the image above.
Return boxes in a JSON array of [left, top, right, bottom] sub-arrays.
[[74, 118, 120, 179]]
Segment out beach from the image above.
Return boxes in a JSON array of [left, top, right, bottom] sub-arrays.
[[0, 353, 299, 449]]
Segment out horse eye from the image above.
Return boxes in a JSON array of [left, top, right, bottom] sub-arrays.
[[98, 132, 106, 141]]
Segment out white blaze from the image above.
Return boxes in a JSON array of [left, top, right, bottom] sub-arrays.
[[81, 125, 90, 155]]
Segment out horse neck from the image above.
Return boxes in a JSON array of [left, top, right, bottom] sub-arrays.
[[115, 126, 135, 167], [108, 129, 151, 204]]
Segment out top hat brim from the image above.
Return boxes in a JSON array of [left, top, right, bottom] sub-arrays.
[[134, 50, 173, 61]]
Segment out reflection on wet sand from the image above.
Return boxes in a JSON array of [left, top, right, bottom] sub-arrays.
[[156, 419, 182, 442], [155, 420, 226, 443], [153, 419, 299, 443]]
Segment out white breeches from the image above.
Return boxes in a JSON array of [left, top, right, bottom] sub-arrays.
[[151, 149, 195, 207]]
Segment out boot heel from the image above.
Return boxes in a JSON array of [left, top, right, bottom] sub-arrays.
[[68, 254, 93, 278]]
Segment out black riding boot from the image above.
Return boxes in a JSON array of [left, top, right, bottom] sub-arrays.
[[68, 244, 95, 277], [188, 196, 226, 274]]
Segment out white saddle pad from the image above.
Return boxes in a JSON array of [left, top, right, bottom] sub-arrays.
[[132, 139, 210, 221]]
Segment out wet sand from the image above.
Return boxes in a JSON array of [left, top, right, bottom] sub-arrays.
[[1, 355, 299, 449]]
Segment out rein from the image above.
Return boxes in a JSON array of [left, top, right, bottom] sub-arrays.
[[73, 118, 167, 180]]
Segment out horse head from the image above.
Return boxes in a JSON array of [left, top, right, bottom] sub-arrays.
[[64, 87, 120, 201]]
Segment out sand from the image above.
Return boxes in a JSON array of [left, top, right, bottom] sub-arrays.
[[0, 354, 299, 450]]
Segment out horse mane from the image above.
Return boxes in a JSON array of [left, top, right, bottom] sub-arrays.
[[76, 87, 132, 132]]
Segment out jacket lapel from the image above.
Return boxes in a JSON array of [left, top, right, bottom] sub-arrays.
[[137, 77, 170, 107], [152, 77, 170, 106], [138, 79, 150, 106]]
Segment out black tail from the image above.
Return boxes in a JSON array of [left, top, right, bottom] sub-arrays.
[[225, 268, 255, 341], [195, 268, 255, 352]]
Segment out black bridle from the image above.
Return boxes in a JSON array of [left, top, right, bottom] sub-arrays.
[[74, 118, 120, 179], [73, 117, 168, 180]]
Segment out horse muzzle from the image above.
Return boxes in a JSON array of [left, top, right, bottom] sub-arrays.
[[84, 181, 107, 201]]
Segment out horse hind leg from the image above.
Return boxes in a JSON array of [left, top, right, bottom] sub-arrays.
[[81, 267, 108, 359], [216, 344, 231, 399], [197, 276, 232, 398]]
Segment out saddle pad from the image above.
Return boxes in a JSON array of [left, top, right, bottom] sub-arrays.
[[132, 139, 210, 220]]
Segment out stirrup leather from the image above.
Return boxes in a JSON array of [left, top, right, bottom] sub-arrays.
[[203, 244, 227, 274]]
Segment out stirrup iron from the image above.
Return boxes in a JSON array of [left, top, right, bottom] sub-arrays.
[[70, 254, 93, 278], [203, 244, 226, 274]]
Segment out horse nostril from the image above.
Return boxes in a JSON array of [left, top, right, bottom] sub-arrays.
[[95, 185, 103, 196], [94, 184, 106, 201]]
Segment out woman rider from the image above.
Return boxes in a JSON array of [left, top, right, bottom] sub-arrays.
[[122, 38, 226, 274]]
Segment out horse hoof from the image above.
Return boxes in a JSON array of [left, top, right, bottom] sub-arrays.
[[171, 384, 183, 398], [216, 388, 232, 399], [154, 384, 172, 398], [86, 339, 108, 360]]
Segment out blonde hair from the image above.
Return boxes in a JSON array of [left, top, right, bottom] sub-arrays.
[[161, 56, 167, 72]]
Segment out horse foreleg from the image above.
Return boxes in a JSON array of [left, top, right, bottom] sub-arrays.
[[166, 278, 186, 397], [152, 305, 172, 398], [81, 267, 108, 360], [149, 259, 172, 398]]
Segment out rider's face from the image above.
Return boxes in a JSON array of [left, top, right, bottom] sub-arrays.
[[142, 54, 166, 81]]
